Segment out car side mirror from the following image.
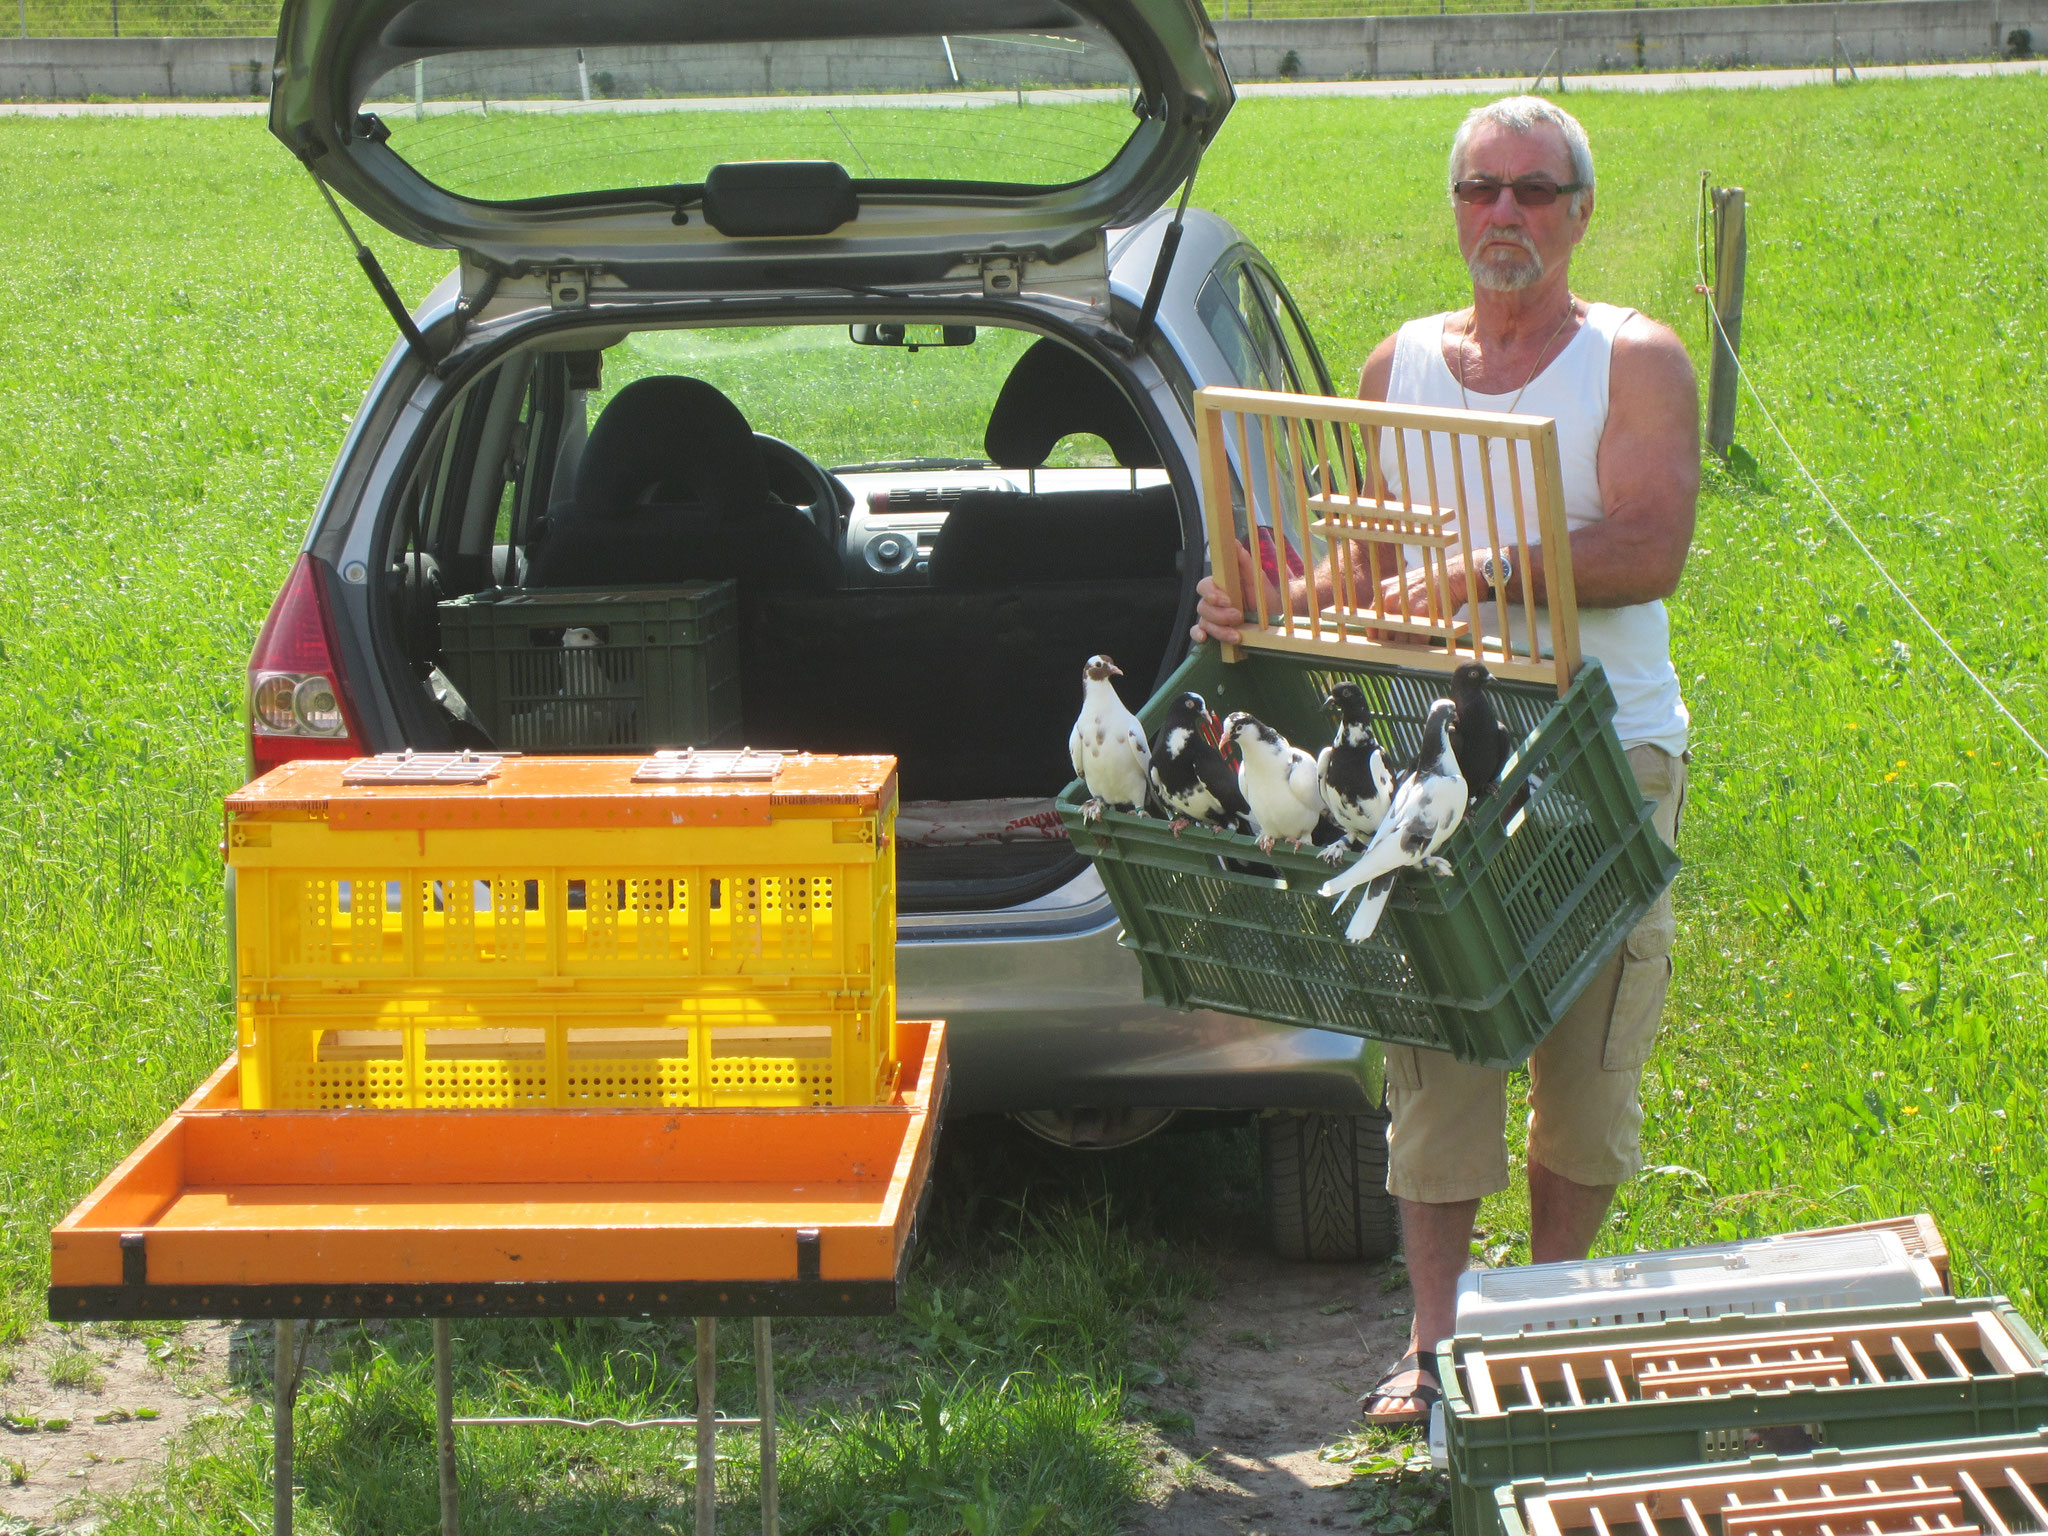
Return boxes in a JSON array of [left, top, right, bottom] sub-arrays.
[[849, 323, 976, 351]]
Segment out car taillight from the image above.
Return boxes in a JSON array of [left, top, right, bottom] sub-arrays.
[[247, 553, 363, 780]]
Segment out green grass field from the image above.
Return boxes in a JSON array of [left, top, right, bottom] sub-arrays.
[[2, 76, 2046, 1530], [8, 0, 1948, 40]]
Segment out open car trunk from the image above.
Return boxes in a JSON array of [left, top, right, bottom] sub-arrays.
[[386, 317, 1193, 913]]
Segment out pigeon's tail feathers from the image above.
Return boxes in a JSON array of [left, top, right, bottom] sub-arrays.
[[1316, 834, 1407, 901], [1344, 874, 1396, 943]]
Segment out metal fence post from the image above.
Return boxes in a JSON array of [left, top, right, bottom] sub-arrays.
[[1705, 185, 1747, 459]]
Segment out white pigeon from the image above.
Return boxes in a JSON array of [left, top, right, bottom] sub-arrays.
[[560, 625, 605, 696], [1223, 711, 1324, 852], [1318, 697, 1469, 943], [1069, 653, 1151, 821]]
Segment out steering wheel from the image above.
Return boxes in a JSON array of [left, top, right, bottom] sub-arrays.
[[755, 433, 850, 543]]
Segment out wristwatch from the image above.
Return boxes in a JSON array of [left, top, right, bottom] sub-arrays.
[[1475, 549, 1513, 597]]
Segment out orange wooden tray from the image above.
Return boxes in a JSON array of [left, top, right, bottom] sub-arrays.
[[49, 1021, 946, 1322]]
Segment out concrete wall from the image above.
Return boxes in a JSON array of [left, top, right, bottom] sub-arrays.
[[1213, 0, 2045, 78], [2, 0, 2041, 100], [0, 35, 271, 99]]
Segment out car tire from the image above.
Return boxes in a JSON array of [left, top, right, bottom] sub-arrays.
[[1261, 1105, 1399, 1262]]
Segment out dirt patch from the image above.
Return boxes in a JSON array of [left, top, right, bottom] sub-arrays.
[[1132, 1241, 1417, 1534], [0, 1320, 237, 1533]]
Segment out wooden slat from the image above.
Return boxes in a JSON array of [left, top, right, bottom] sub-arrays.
[[1194, 385, 1560, 439], [1955, 1470, 2012, 1536]]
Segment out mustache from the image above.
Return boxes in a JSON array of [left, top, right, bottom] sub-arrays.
[[1473, 228, 1541, 262]]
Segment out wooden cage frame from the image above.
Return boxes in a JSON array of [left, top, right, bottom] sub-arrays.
[[1460, 1308, 2040, 1416], [1519, 1437, 2048, 1536], [1194, 385, 1581, 694]]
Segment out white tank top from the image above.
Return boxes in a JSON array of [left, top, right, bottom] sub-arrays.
[[1383, 302, 1688, 754]]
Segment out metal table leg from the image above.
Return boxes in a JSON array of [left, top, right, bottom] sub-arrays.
[[434, 1319, 461, 1536], [431, 1314, 779, 1535], [273, 1319, 295, 1536], [754, 1318, 778, 1536], [695, 1318, 717, 1534]]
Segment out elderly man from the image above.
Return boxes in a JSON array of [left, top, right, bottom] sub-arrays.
[[1193, 96, 1697, 1425]]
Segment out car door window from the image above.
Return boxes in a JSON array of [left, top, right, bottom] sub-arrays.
[[1246, 264, 1335, 396], [1196, 263, 1287, 392]]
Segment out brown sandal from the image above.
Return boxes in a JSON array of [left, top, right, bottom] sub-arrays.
[[1359, 1349, 1441, 1426]]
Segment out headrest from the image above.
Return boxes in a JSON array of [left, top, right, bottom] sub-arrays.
[[575, 375, 771, 518], [983, 338, 1162, 471]]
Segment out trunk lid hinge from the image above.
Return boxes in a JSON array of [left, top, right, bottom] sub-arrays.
[[548, 268, 593, 309], [978, 255, 1020, 297]]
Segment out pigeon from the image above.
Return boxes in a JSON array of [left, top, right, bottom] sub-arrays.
[[1449, 661, 1514, 800], [1317, 697, 1469, 943], [1149, 691, 1253, 837], [1223, 711, 1325, 853], [1316, 682, 1397, 864], [1069, 654, 1151, 821]]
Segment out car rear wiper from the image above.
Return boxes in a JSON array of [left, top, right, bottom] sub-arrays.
[[831, 457, 994, 474]]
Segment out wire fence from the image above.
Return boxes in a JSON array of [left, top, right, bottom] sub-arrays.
[[4, 0, 1932, 40]]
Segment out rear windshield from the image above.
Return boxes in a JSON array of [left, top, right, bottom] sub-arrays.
[[363, 27, 1143, 203]]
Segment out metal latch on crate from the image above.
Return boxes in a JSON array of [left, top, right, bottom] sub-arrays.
[[342, 750, 511, 785], [634, 748, 784, 783]]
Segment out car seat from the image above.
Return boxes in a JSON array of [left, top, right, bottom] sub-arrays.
[[927, 339, 1181, 588], [525, 375, 840, 592]]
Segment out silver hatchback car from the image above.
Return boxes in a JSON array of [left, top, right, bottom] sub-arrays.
[[252, 0, 1393, 1258]]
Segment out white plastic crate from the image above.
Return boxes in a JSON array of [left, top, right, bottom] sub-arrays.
[[1454, 1229, 1941, 1336]]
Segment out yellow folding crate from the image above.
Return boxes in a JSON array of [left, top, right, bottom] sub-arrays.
[[225, 750, 898, 1110]]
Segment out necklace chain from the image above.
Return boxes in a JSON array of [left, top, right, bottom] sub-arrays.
[[1456, 297, 1578, 414]]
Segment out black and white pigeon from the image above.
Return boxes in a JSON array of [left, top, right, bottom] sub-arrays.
[[1317, 697, 1469, 943], [1069, 653, 1150, 821], [1149, 691, 1253, 837], [1316, 682, 1397, 865], [1223, 711, 1325, 853], [1449, 661, 1514, 800]]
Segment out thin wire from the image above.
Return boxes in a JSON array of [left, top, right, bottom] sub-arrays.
[[1693, 182, 2048, 767]]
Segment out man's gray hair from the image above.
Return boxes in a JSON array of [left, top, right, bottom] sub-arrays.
[[1449, 96, 1596, 213]]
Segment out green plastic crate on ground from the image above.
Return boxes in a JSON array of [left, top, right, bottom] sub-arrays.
[[1441, 1296, 2048, 1536], [437, 583, 741, 752], [1055, 644, 1678, 1067], [1490, 1426, 2048, 1536]]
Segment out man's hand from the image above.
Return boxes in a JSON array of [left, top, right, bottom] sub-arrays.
[[1377, 552, 1474, 626], [1192, 542, 1263, 645]]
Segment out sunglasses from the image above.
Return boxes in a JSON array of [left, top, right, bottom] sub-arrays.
[[1452, 177, 1586, 207]]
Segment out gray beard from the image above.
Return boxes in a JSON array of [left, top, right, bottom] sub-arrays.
[[1469, 244, 1545, 292]]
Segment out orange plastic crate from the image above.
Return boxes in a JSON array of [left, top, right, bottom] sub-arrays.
[[225, 754, 897, 1109], [49, 1022, 947, 1320]]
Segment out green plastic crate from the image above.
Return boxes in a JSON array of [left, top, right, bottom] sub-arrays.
[[1491, 1426, 2048, 1536], [437, 584, 741, 752], [1055, 644, 1679, 1067], [1443, 1297, 2048, 1536]]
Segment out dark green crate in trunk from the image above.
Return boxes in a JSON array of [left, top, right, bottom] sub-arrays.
[[1443, 1298, 2048, 1536], [1055, 644, 1678, 1067], [437, 584, 741, 752]]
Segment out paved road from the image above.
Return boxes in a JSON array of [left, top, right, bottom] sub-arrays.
[[0, 56, 2040, 115]]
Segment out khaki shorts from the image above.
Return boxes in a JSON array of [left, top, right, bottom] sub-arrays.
[[1384, 745, 1688, 1203]]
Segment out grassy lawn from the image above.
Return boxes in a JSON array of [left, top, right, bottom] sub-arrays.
[[9, 0, 1942, 39], [1, 74, 2045, 1529]]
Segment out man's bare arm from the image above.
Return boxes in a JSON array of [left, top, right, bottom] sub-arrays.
[[1375, 315, 1699, 615]]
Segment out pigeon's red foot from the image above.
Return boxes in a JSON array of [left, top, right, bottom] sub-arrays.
[[1081, 797, 1106, 823], [1256, 834, 1277, 853], [1169, 817, 1191, 837], [1317, 840, 1352, 866]]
